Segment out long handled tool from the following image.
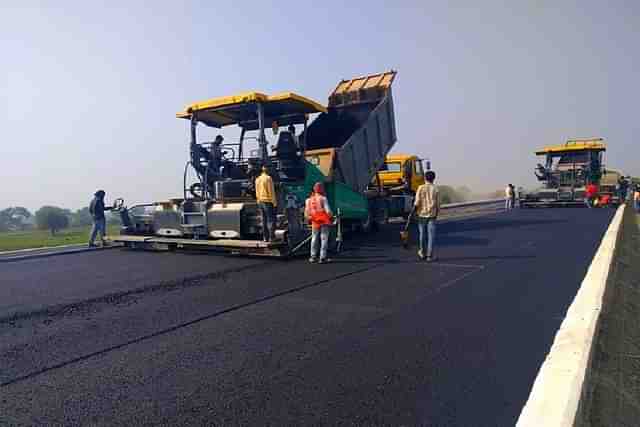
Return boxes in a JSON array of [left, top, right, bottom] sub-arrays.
[[400, 207, 415, 249], [335, 209, 343, 253]]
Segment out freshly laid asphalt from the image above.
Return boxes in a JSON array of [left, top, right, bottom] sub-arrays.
[[0, 208, 615, 426]]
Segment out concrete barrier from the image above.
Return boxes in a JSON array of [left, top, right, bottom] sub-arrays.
[[516, 204, 626, 426]]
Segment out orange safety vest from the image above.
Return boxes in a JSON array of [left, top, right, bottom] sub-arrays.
[[307, 195, 331, 229]]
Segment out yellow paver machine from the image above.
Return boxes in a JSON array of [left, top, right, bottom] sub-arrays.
[[520, 138, 607, 207], [109, 71, 401, 256]]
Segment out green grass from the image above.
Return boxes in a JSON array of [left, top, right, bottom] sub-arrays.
[[0, 225, 121, 252]]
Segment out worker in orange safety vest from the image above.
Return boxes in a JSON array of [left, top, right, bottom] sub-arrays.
[[304, 182, 333, 264]]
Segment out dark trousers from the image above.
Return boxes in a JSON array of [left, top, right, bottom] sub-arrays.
[[259, 202, 275, 241]]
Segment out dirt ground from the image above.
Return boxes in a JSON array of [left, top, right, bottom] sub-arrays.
[[585, 207, 640, 426]]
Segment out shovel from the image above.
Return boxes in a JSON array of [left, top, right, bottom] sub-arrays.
[[400, 207, 415, 249]]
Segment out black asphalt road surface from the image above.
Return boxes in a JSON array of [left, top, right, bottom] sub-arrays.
[[0, 208, 615, 426]]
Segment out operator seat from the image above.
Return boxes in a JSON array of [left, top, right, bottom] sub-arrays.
[[275, 131, 305, 180]]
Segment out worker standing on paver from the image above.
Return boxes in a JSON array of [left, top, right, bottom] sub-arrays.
[[414, 171, 440, 261], [505, 184, 514, 210], [287, 124, 300, 149], [255, 166, 277, 242], [585, 181, 598, 208], [305, 182, 333, 264], [88, 190, 113, 247]]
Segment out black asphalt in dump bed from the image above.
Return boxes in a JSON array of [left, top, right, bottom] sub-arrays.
[[0, 208, 616, 425]]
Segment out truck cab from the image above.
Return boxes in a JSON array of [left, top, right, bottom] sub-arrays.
[[376, 154, 426, 194]]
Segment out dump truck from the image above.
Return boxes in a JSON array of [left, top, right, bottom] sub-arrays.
[[520, 138, 606, 208], [371, 154, 428, 219], [110, 71, 402, 256]]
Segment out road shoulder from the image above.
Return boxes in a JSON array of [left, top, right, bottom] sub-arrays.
[[586, 208, 640, 426]]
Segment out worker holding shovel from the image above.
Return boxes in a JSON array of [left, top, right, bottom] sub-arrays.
[[413, 171, 440, 261]]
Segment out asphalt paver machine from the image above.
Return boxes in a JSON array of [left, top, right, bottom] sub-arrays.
[[520, 138, 606, 208], [111, 71, 399, 256]]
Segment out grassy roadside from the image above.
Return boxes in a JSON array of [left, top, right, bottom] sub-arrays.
[[0, 225, 121, 252]]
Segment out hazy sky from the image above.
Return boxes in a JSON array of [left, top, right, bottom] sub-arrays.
[[2, 1, 638, 212]]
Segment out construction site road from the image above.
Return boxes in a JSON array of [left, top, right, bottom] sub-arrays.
[[0, 208, 615, 426]]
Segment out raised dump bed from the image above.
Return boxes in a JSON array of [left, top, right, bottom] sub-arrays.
[[305, 71, 397, 194]]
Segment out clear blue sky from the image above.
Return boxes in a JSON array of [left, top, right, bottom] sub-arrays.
[[2, 1, 638, 211]]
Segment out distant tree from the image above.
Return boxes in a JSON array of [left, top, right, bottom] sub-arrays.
[[71, 207, 93, 227], [0, 209, 10, 232], [0, 207, 33, 231], [455, 186, 473, 202], [438, 185, 467, 205], [35, 206, 70, 235], [488, 189, 504, 199]]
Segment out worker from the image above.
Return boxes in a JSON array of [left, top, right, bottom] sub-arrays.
[[286, 124, 301, 151], [255, 166, 277, 242], [617, 175, 628, 201], [414, 170, 440, 261], [585, 181, 598, 208], [598, 193, 612, 207], [510, 184, 516, 209], [517, 186, 524, 207], [634, 186, 640, 213], [88, 190, 113, 247], [287, 124, 298, 143], [505, 184, 514, 210], [305, 182, 333, 264], [210, 135, 225, 176]]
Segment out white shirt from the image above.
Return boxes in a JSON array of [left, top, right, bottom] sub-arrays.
[[505, 186, 513, 198], [414, 183, 439, 218]]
